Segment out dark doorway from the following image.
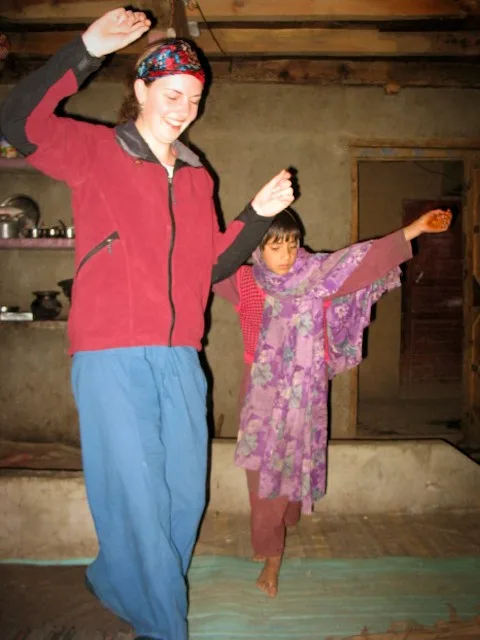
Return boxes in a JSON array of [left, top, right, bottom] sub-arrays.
[[356, 160, 464, 442], [400, 199, 463, 399]]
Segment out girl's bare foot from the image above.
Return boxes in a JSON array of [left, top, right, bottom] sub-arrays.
[[252, 553, 265, 562], [256, 556, 281, 598]]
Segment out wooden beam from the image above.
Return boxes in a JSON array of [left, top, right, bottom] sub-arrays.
[[185, 0, 469, 22], [1, 1, 127, 23], [196, 27, 480, 57], [455, 0, 480, 15], [6, 27, 480, 57], [146, 0, 188, 42], [211, 58, 480, 88], [0, 0, 174, 25], [199, 27, 480, 57], [0, 0, 470, 23], [172, 0, 190, 38], [3, 55, 480, 90], [149, 0, 174, 30]]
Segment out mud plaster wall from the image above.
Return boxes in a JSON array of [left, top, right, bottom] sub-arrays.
[[0, 79, 479, 444], [357, 160, 463, 401]]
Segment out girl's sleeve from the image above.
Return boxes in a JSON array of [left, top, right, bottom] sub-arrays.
[[335, 229, 412, 297], [212, 271, 241, 308]]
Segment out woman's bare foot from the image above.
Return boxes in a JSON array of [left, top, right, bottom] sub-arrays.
[[256, 556, 281, 598]]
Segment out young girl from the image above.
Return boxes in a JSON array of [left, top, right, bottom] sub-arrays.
[[214, 206, 452, 598], [0, 9, 294, 640]]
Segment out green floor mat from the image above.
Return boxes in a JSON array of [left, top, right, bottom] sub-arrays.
[[187, 556, 480, 639]]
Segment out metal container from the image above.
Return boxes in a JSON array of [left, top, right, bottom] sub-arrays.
[[0, 195, 40, 229], [0, 212, 21, 238], [25, 227, 42, 239]]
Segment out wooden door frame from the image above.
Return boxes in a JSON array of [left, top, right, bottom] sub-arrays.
[[349, 139, 480, 443]]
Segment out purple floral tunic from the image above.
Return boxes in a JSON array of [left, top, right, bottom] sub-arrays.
[[235, 244, 401, 513]]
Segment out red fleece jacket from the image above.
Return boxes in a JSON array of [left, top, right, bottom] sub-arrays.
[[0, 38, 272, 353]]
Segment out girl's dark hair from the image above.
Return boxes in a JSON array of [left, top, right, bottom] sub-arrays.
[[117, 39, 171, 124], [260, 209, 303, 250]]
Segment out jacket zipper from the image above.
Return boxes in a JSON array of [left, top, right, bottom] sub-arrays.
[[75, 231, 120, 277], [167, 170, 176, 346]]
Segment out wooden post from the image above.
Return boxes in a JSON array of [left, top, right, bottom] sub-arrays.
[[144, 0, 189, 42]]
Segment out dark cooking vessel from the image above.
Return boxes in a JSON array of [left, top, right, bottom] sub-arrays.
[[31, 290, 62, 320]]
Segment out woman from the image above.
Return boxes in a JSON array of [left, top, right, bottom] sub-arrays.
[[0, 9, 294, 640]]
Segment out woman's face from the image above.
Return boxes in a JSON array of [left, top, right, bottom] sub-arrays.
[[261, 235, 299, 275], [134, 74, 203, 146]]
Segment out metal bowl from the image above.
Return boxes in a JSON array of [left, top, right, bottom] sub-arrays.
[[0, 195, 40, 228]]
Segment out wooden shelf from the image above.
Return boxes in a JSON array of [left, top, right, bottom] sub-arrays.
[[0, 238, 74, 250], [0, 158, 31, 170], [0, 320, 67, 329]]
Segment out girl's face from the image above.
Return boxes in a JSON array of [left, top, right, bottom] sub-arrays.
[[134, 74, 203, 147], [261, 235, 299, 275]]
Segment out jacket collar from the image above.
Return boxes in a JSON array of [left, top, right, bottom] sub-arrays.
[[115, 120, 203, 168]]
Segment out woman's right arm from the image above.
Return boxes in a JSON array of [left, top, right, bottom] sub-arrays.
[[0, 9, 150, 186]]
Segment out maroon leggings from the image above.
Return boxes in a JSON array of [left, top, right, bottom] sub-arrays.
[[247, 470, 301, 557]]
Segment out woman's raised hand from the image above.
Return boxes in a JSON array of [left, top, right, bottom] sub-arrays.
[[251, 170, 295, 218], [82, 8, 151, 58]]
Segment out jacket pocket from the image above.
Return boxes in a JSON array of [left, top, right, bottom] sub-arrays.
[[75, 231, 120, 277]]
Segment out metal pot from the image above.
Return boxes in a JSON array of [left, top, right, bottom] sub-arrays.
[[31, 290, 62, 320], [45, 226, 62, 238], [0, 213, 21, 239], [24, 227, 42, 239]]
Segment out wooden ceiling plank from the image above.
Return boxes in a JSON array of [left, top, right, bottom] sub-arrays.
[[7, 27, 480, 57], [1, 1, 121, 23], [185, 0, 466, 21], [0, 0, 469, 24], [194, 27, 480, 57], [0, 0, 171, 24]]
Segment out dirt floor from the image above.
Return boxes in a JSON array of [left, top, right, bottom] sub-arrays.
[[1, 438, 479, 639], [1, 511, 479, 640]]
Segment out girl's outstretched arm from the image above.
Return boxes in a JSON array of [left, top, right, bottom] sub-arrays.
[[403, 208, 452, 241], [335, 208, 452, 297]]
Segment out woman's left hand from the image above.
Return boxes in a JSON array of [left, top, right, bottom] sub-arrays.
[[251, 169, 295, 217], [404, 209, 452, 241]]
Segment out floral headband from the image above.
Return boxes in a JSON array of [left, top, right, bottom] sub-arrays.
[[136, 40, 205, 85]]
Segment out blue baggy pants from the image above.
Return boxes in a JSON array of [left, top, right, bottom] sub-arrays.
[[71, 346, 208, 640]]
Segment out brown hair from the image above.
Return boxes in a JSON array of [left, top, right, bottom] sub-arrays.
[[117, 40, 168, 124]]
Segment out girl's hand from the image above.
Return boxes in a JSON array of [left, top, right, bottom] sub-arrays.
[[404, 209, 452, 241], [82, 8, 151, 58], [251, 170, 295, 218]]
